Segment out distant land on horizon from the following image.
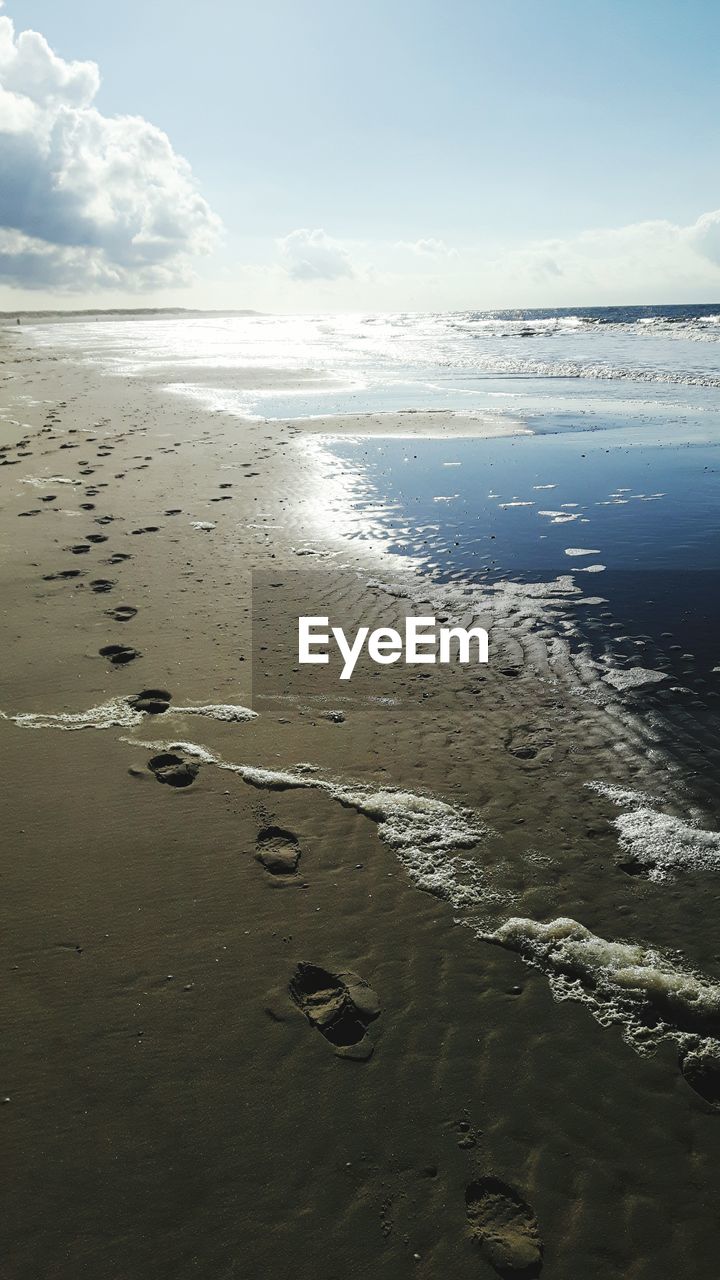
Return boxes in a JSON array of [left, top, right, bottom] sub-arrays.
[[2, 304, 720, 327], [0, 308, 264, 323]]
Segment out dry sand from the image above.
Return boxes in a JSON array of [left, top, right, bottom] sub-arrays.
[[2, 323, 720, 1280]]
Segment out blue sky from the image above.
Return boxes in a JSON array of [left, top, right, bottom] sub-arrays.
[[1, 0, 719, 309]]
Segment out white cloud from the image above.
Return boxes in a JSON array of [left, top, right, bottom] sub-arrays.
[[395, 237, 456, 257], [687, 209, 720, 266], [491, 211, 720, 301], [277, 227, 355, 281], [0, 10, 220, 291]]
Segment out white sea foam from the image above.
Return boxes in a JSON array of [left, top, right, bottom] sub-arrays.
[[484, 916, 720, 1056], [587, 781, 720, 881], [0, 698, 144, 730], [124, 736, 491, 909], [603, 667, 667, 692], [586, 781, 657, 808], [174, 703, 257, 722], [564, 548, 601, 557], [538, 509, 581, 524], [2, 698, 257, 730], [614, 810, 720, 880]]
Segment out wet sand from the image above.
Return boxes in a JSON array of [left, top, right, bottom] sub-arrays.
[[3, 325, 720, 1280]]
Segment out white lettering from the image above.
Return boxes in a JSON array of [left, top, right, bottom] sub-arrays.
[[332, 625, 370, 680], [367, 628, 402, 664], [298, 616, 330, 664], [439, 626, 488, 664], [405, 616, 437, 664]]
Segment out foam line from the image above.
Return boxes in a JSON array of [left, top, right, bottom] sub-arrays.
[[125, 736, 490, 909], [1, 698, 257, 730], [588, 781, 720, 880], [484, 915, 720, 1056]]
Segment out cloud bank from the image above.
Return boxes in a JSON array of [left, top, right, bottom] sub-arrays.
[[277, 228, 354, 281], [0, 7, 220, 291], [270, 208, 720, 310]]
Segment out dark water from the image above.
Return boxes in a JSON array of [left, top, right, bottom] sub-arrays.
[[329, 421, 720, 780]]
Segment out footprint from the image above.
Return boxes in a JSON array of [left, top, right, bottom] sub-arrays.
[[131, 688, 172, 715], [506, 724, 554, 764], [67, 544, 91, 555], [465, 1178, 543, 1277], [99, 644, 140, 666], [90, 579, 115, 594], [148, 752, 199, 788], [256, 825, 301, 876], [106, 605, 137, 623], [86, 534, 108, 544], [288, 963, 380, 1060], [44, 569, 83, 581]]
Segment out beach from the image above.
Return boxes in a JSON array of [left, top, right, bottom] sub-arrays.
[[3, 312, 720, 1280]]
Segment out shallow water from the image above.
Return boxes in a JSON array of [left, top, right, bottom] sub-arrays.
[[327, 424, 720, 790]]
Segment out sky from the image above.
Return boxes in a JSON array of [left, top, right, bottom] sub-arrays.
[[0, 0, 719, 312]]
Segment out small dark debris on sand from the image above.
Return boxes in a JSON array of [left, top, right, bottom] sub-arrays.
[[289, 963, 380, 1060]]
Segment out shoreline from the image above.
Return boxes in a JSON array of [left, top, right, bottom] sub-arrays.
[[4, 322, 720, 1280]]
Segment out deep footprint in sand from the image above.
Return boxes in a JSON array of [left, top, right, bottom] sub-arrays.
[[106, 605, 137, 622], [99, 643, 140, 666], [130, 689, 172, 715], [90, 579, 116, 594], [148, 751, 199, 788], [289, 963, 380, 1060], [256, 825, 301, 876], [465, 1178, 543, 1277]]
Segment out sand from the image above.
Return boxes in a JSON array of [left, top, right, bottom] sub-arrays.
[[3, 322, 720, 1280]]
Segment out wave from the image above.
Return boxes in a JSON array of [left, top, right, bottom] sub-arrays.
[[23, 304, 720, 404], [447, 353, 720, 388]]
